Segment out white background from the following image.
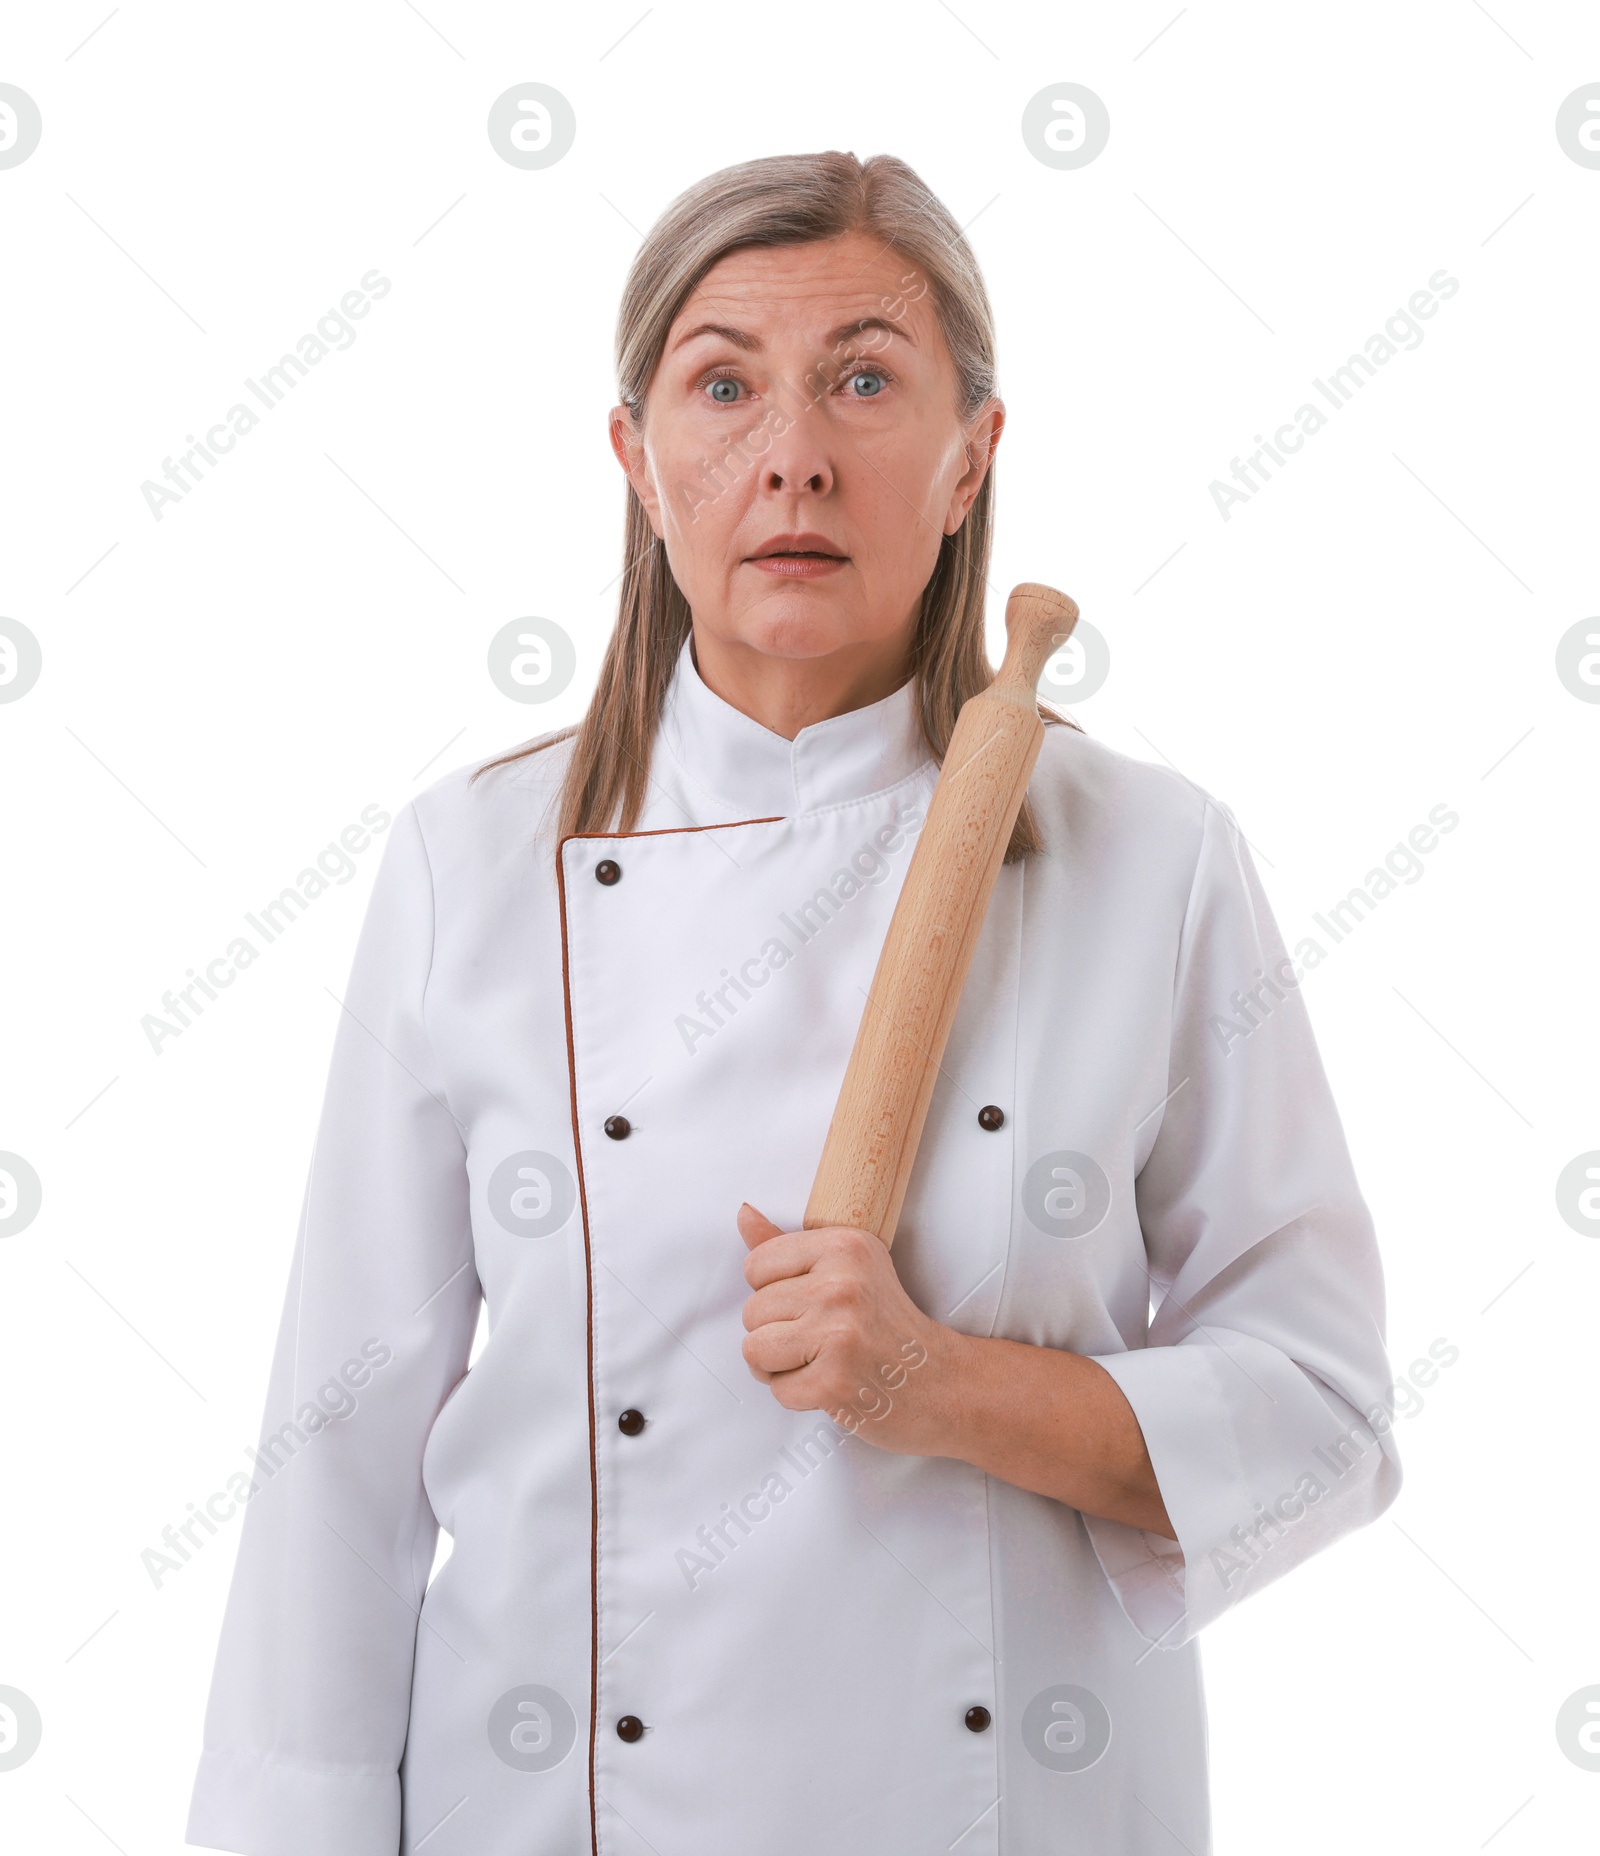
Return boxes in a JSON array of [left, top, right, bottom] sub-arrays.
[[2, 3, 1597, 1851]]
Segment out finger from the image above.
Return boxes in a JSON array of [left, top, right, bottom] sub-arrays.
[[736, 1201, 785, 1251], [764, 1363, 836, 1415], [740, 1279, 813, 1331], [741, 1319, 815, 1378], [742, 1228, 828, 1290]]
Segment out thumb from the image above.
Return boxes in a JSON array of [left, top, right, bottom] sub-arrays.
[[736, 1201, 785, 1251]]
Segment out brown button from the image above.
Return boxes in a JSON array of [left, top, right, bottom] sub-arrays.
[[964, 1705, 991, 1733], [618, 1409, 645, 1436], [977, 1105, 1005, 1131], [595, 859, 621, 886], [616, 1715, 644, 1742], [603, 1116, 631, 1140]]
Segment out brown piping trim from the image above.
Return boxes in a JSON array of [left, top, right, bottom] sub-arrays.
[[554, 814, 782, 1856], [561, 819, 783, 845]]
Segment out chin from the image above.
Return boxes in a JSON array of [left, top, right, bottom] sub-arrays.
[[709, 597, 838, 657], [731, 590, 909, 664], [726, 603, 863, 662]]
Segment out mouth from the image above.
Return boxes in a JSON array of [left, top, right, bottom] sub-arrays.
[[746, 532, 849, 563], [746, 550, 849, 578]]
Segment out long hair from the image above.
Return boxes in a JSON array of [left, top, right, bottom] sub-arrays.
[[473, 149, 1078, 860]]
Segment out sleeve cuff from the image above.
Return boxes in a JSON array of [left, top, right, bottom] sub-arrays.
[[186, 1747, 399, 1856], [1079, 1507, 1189, 1649], [1081, 1335, 1401, 1649]]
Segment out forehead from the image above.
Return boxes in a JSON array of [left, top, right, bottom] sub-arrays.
[[667, 232, 937, 349]]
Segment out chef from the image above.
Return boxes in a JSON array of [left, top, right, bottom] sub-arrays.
[[187, 149, 1403, 1856]]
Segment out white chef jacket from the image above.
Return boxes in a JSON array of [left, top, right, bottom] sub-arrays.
[[186, 633, 1402, 1856]]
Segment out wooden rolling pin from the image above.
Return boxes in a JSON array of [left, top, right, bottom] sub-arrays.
[[804, 583, 1080, 1248]]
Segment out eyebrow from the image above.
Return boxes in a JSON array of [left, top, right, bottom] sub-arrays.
[[669, 315, 915, 355]]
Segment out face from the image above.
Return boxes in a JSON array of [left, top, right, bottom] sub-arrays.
[[610, 230, 1003, 687]]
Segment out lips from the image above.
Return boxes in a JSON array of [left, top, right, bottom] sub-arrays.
[[747, 531, 848, 561]]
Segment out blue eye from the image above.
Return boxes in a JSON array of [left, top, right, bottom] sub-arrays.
[[701, 364, 888, 404]]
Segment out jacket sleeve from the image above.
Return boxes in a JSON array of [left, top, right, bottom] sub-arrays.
[[1081, 789, 1402, 1648], [186, 801, 480, 1856]]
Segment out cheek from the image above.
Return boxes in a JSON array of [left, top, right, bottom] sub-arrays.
[[649, 427, 743, 540], [861, 415, 959, 492], [852, 446, 960, 562]]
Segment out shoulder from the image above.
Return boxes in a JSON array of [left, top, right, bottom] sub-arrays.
[[1028, 715, 1237, 875], [1023, 721, 1261, 967], [402, 725, 579, 887]]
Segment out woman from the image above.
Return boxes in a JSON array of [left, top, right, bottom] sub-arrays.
[[187, 151, 1402, 1856]]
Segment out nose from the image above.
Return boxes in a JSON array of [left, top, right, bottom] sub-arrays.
[[756, 397, 836, 497]]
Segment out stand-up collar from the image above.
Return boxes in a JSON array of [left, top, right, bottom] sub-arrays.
[[657, 632, 934, 818]]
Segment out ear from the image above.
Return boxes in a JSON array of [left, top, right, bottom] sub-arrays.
[[608, 403, 663, 534], [944, 395, 1005, 536], [736, 1201, 785, 1251], [606, 401, 636, 469]]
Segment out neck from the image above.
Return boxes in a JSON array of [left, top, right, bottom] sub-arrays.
[[689, 624, 916, 741]]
